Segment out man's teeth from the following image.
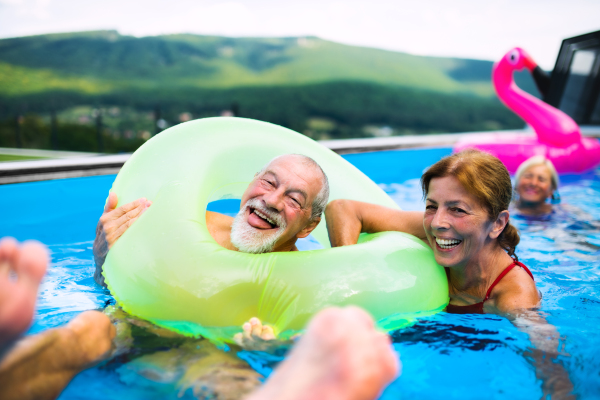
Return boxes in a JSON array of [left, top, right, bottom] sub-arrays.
[[254, 209, 277, 226], [435, 238, 462, 249]]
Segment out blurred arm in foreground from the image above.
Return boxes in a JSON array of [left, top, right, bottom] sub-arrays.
[[244, 306, 400, 400]]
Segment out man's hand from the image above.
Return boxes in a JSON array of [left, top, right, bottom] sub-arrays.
[[234, 317, 277, 351], [98, 193, 151, 249], [93, 193, 151, 277]]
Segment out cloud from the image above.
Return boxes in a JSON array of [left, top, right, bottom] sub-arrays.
[[0, 0, 598, 69], [2, 0, 52, 19], [157, 1, 259, 37]]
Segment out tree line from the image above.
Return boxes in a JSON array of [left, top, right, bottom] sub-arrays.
[[0, 81, 523, 153]]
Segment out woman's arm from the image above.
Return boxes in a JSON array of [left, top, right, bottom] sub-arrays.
[[325, 199, 426, 247], [510, 310, 575, 399], [487, 268, 573, 396]]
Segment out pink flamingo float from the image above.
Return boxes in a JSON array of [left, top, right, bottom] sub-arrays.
[[454, 47, 600, 174]]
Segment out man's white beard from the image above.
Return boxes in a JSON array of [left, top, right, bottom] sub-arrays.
[[230, 198, 287, 254]]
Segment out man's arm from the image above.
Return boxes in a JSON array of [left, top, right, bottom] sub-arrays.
[[325, 199, 426, 247], [93, 193, 151, 286]]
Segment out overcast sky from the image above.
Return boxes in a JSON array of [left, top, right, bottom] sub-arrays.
[[1, 0, 599, 70]]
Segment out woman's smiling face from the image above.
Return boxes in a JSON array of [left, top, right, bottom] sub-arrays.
[[423, 176, 497, 269], [516, 164, 554, 205]]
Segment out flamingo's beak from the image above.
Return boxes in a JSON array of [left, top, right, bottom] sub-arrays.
[[521, 49, 537, 71]]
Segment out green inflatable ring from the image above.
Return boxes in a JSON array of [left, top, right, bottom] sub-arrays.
[[103, 117, 448, 342]]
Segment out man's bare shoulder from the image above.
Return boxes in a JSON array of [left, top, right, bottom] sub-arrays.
[[206, 211, 234, 227], [206, 211, 235, 249]]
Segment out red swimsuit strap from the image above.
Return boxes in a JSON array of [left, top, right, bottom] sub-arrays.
[[483, 260, 534, 301]]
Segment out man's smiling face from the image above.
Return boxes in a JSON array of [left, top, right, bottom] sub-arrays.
[[230, 155, 324, 254]]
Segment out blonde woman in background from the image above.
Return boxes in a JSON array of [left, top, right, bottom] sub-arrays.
[[513, 156, 560, 216]]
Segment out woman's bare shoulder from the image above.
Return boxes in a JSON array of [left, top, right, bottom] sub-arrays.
[[491, 265, 540, 313]]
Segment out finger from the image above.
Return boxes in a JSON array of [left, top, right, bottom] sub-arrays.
[[104, 192, 119, 213], [105, 214, 141, 248], [250, 317, 263, 338], [140, 201, 152, 216], [233, 332, 243, 346], [100, 200, 146, 232], [109, 197, 147, 218], [103, 201, 147, 242], [115, 202, 148, 225], [261, 325, 275, 341], [242, 322, 252, 340]]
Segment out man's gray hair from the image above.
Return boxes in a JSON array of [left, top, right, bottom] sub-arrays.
[[258, 154, 330, 221]]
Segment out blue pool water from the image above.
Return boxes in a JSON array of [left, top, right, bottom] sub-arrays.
[[1, 146, 599, 399]]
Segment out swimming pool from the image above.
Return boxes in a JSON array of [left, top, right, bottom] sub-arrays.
[[1, 147, 599, 399]]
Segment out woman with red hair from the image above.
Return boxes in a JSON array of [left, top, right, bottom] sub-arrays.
[[327, 149, 539, 314]]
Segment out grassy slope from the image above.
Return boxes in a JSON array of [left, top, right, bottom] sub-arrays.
[[0, 30, 537, 98], [0, 154, 47, 162], [0, 62, 111, 96]]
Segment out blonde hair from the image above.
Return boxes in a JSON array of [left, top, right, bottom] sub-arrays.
[[421, 149, 520, 260], [515, 156, 559, 190]]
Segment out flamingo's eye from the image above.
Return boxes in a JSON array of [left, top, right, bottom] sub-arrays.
[[508, 49, 519, 65]]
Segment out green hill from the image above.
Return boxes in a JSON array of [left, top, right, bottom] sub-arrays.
[[0, 30, 539, 151], [0, 30, 537, 97]]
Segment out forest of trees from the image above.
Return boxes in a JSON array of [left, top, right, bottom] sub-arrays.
[[0, 81, 523, 153], [0, 31, 533, 154]]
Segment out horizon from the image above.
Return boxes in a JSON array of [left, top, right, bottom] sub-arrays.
[[1, 0, 599, 71], [0, 28, 529, 65]]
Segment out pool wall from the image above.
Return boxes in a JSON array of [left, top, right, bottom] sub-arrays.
[[6, 127, 599, 185]]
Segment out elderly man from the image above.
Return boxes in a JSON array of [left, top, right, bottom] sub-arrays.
[[93, 153, 330, 287]]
